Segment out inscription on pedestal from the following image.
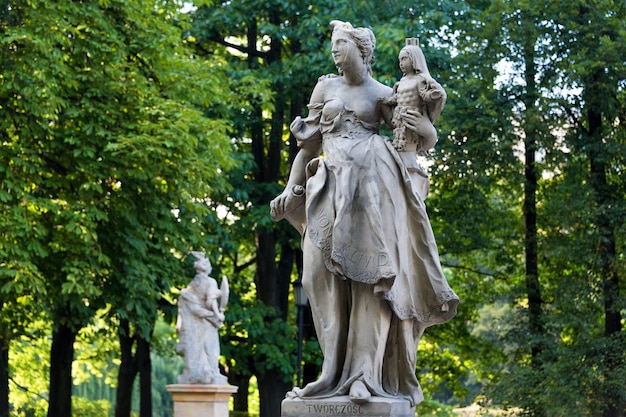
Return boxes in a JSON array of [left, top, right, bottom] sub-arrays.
[[305, 403, 363, 415], [281, 396, 415, 417]]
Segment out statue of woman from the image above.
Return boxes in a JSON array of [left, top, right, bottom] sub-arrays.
[[270, 20, 458, 406], [176, 251, 228, 385]]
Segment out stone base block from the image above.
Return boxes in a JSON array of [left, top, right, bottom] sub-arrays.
[[166, 384, 238, 417], [281, 396, 415, 417]]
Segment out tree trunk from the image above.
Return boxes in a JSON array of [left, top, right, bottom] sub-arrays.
[[521, 22, 544, 366], [518, 15, 547, 417], [246, 12, 301, 417], [115, 319, 138, 417], [47, 323, 78, 417], [257, 370, 291, 417], [0, 330, 8, 417], [267, 8, 284, 183], [137, 336, 152, 417], [585, 70, 623, 417], [230, 373, 250, 413]]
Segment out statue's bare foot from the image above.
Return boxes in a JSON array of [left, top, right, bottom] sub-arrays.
[[285, 388, 301, 399], [349, 380, 371, 404]]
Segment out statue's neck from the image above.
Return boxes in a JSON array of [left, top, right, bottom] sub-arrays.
[[341, 62, 369, 85]]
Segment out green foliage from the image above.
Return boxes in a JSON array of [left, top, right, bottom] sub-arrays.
[[1, 0, 238, 327], [151, 353, 182, 417], [417, 397, 458, 417], [448, 1, 626, 415], [1, 0, 238, 414], [13, 313, 182, 417], [9, 320, 50, 417], [221, 297, 296, 382], [72, 398, 112, 417]]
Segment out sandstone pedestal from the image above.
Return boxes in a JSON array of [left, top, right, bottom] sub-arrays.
[[167, 384, 238, 417], [281, 396, 415, 417]]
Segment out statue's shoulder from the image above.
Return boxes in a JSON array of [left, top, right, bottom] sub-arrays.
[[318, 73, 340, 82], [372, 78, 393, 99], [310, 74, 341, 100]]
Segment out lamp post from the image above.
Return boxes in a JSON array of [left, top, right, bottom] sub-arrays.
[[293, 277, 308, 388]]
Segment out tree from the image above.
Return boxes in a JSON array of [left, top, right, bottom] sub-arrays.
[[444, 1, 626, 415], [458, 3, 565, 414], [555, 2, 626, 415], [0, 1, 235, 416], [188, 3, 318, 414]]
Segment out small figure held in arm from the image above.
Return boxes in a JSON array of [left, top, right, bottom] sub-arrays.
[[175, 251, 229, 385], [384, 38, 446, 154]]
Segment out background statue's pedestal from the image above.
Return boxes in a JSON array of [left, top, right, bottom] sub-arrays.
[[167, 384, 238, 417], [281, 396, 415, 417]]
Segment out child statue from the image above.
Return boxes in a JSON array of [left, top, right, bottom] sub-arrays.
[[385, 38, 446, 154], [175, 251, 229, 385]]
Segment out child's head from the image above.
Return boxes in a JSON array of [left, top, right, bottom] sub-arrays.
[[398, 49, 415, 75], [399, 38, 431, 78], [191, 251, 212, 274]]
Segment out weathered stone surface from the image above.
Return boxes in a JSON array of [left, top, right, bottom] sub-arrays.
[[281, 396, 415, 417], [167, 384, 238, 417]]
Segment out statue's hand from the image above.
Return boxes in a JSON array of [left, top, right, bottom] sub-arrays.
[[270, 185, 305, 221], [402, 109, 438, 152], [402, 109, 431, 136], [270, 192, 289, 221], [206, 314, 224, 328], [420, 78, 445, 101]]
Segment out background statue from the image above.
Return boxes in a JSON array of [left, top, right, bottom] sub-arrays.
[[270, 21, 459, 406], [175, 251, 229, 385]]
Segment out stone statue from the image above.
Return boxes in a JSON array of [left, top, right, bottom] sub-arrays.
[[384, 38, 446, 154], [270, 20, 459, 406], [175, 251, 229, 385]]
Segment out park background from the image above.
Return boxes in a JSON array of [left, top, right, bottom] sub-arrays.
[[1, 0, 624, 416]]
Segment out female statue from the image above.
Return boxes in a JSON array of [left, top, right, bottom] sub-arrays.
[[176, 252, 228, 385], [270, 20, 458, 406]]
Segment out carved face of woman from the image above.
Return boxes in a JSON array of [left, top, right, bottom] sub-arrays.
[[398, 49, 415, 76], [331, 30, 362, 71]]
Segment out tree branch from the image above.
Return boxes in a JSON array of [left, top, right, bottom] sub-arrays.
[[560, 101, 587, 135], [204, 34, 269, 60], [440, 261, 504, 280], [9, 376, 49, 402], [234, 257, 257, 275]]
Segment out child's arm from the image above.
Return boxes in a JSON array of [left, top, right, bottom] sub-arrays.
[[420, 77, 446, 104]]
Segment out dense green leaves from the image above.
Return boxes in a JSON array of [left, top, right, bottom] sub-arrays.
[[444, 1, 626, 415], [1, 0, 236, 415]]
